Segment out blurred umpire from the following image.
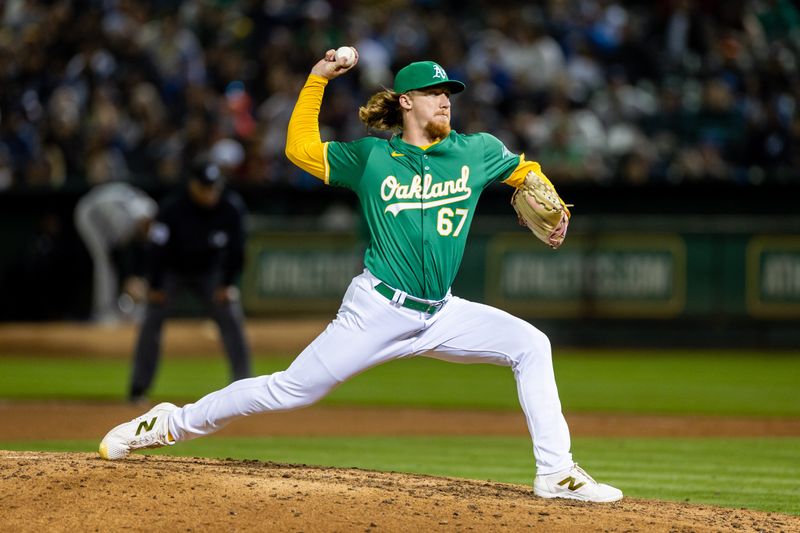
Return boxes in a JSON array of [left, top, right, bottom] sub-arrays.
[[129, 161, 252, 403]]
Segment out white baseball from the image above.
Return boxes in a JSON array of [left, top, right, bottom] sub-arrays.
[[335, 46, 356, 67]]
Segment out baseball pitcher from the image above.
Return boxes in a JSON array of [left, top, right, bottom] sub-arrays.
[[99, 49, 621, 503]]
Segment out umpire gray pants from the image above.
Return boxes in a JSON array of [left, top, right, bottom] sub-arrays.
[[130, 271, 252, 398]]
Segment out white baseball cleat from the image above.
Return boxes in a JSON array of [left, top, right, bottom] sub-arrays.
[[99, 402, 178, 460], [533, 463, 623, 503]]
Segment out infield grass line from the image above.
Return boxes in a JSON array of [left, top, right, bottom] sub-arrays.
[[1, 351, 799, 417]]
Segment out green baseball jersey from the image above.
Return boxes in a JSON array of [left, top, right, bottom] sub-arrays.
[[327, 131, 520, 300]]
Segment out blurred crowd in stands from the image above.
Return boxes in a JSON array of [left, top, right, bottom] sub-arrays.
[[2, 0, 800, 191]]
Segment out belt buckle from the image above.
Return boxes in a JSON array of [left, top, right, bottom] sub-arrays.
[[425, 300, 444, 315]]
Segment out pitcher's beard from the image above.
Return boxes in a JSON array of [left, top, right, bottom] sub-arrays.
[[424, 119, 451, 141]]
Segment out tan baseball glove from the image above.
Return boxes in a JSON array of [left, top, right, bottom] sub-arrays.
[[511, 170, 571, 249]]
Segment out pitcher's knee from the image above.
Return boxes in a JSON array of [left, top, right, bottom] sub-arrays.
[[266, 372, 335, 410], [531, 327, 552, 353], [516, 326, 552, 365]]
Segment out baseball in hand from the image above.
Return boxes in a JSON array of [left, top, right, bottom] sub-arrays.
[[335, 46, 356, 67]]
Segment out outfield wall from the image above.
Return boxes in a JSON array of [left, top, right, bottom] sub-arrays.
[[1, 186, 798, 347], [242, 217, 800, 348]]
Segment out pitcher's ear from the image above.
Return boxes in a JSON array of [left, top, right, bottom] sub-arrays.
[[399, 93, 413, 110]]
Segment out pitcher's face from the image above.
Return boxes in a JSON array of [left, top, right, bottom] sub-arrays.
[[402, 86, 452, 140]]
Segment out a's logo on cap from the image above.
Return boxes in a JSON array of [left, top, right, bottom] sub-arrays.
[[432, 64, 447, 80]]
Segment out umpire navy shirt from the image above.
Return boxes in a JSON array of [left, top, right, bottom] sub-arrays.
[[147, 188, 246, 290]]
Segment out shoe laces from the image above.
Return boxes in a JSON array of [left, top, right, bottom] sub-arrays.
[[571, 464, 598, 484], [132, 430, 163, 447]]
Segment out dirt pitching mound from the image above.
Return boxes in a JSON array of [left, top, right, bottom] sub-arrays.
[[2, 451, 797, 532]]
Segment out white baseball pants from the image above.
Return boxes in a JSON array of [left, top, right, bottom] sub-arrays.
[[169, 269, 573, 475]]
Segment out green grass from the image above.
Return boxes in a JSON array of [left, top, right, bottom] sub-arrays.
[[1, 351, 799, 416], [554, 352, 800, 416], [4, 436, 798, 515], [3, 350, 799, 516]]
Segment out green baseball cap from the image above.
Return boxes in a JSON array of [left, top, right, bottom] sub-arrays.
[[393, 61, 466, 94]]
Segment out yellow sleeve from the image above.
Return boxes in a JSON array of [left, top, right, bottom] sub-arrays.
[[285, 74, 330, 182], [502, 155, 556, 189]]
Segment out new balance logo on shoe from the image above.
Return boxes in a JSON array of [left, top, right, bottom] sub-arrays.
[[533, 464, 623, 502], [136, 416, 157, 436], [557, 476, 586, 491]]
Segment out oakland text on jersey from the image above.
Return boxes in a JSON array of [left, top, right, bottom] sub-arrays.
[[381, 165, 472, 215]]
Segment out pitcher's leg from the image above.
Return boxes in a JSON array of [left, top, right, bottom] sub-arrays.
[[510, 325, 573, 475], [169, 274, 423, 441], [420, 298, 573, 475], [169, 339, 340, 441]]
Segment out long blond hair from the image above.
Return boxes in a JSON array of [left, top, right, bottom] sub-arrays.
[[358, 89, 403, 132]]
